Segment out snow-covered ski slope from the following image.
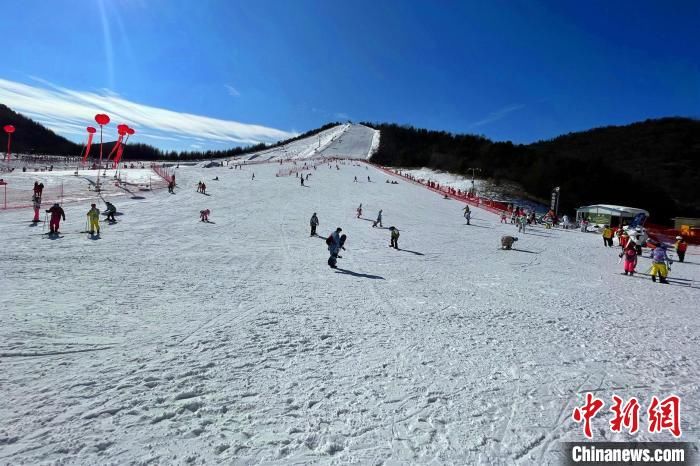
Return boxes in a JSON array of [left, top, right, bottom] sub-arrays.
[[1, 160, 698, 464], [241, 123, 378, 162]]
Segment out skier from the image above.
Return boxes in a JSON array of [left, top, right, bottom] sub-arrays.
[[373, 209, 383, 228], [105, 201, 117, 222], [500, 211, 507, 223], [389, 226, 400, 249], [310, 212, 319, 236], [602, 225, 614, 247], [46, 203, 65, 235], [201, 183, 207, 195], [463, 205, 471, 225], [197, 181, 202, 193], [301, 177, 305, 187], [674, 236, 687, 263], [168, 179, 175, 193], [354, 176, 357, 183], [87, 203, 100, 236], [326, 227, 345, 268], [517, 215, 526, 233], [252, 173, 255, 180], [501, 235, 518, 250], [367, 176, 371, 182], [649, 244, 672, 283], [357, 204, 362, 218], [32, 193, 41, 222], [619, 241, 638, 275], [200, 209, 211, 222]]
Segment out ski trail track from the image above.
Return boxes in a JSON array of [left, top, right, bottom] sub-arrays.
[[1, 160, 699, 464]]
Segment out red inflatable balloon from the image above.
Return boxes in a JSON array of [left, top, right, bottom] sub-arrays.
[[118, 129, 127, 136], [94, 114, 110, 126], [126, 127, 135, 135], [87, 126, 97, 134], [117, 123, 128, 132], [3, 125, 15, 133]]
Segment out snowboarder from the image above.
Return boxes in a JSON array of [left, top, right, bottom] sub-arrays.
[[105, 201, 117, 222], [675, 236, 687, 263], [200, 209, 211, 222], [87, 203, 100, 236], [32, 193, 41, 222], [389, 226, 400, 249], [373, 210, 383, 228], [326, 227, 344, 268], [310, 213, 319, 236], [619, 242, 638, 275], [501, 235, 518, 250], [602, 225, 614, 247], [649, 244, 672, 283], [463, 205, 471, 225], [46, 203, 65, 234]]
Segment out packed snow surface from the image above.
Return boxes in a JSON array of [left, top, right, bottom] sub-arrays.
[[1, 160, 698, 464]]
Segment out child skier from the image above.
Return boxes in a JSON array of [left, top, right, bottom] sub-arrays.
[[200, 209, 211, 222], [32, 193, 41, 222], [675, 236, 687, 263], [87, 203, 100, 236], [501, 235, 518, 250], [105, 201, 117, 222], [500, 211, 507, 223], [619, 242, 638, 275], [46, 203, 65, 235], [310, 213, 319, 236], [649, 244, 672, 283], [389, 226, 400, 249]]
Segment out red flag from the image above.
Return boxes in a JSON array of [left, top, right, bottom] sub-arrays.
[[82, 132, 94, 164]]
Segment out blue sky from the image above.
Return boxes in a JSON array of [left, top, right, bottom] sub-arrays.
[[0, 0, 698, 150]]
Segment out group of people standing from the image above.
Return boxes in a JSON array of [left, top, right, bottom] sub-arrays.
[[615, 226, 689, 283]]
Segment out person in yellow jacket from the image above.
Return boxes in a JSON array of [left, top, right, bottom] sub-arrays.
[[602, 225, 614, 247], [87, 203, 100, 236]]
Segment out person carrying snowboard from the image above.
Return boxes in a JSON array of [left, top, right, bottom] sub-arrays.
[[463, 205, 471, 225], [105, 201, 117, 222], [373, 209, 383, 228], [87, 203, 100, 236], [649, 244, 672, 283], [389, 226, 400, 249], [501, 235, 518, 250], [32, 193, 41, 222], [675, 236, 687, 263], [310, 213, 319, 236], [326, 227, 345, 268], [619, 241, 638, 275], [46, 203, 65, 234]]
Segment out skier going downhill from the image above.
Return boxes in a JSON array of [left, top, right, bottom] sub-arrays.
[[463, 205, 471, 225], [373, 209, 383, 228], [46, 203, 65, 235], [310, 213, 319, 236], [389, 226, 400, 249], [357, 204, 362, 218], [87, 203, 100, 236], [326, 227, 345, 268]]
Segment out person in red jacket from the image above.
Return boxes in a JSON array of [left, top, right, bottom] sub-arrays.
[[675, 236, 688, 263], [46, 203, 65, 234]]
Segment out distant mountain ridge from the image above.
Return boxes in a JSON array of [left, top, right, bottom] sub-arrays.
[[364, 118, 700, 223]]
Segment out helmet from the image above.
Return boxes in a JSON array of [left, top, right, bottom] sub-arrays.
[[336, 227, 342, 232], [91, 203, 96, 207]]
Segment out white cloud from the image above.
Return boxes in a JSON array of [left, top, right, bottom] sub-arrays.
[[225, 84, 241, 97], [469, 104, 525, 128], [0, 77, 295, 150]]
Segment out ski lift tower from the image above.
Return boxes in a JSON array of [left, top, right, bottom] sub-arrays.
[[467, 167, 481, 196]]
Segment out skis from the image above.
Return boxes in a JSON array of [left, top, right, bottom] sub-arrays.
[[620, 272, 697, 288]]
